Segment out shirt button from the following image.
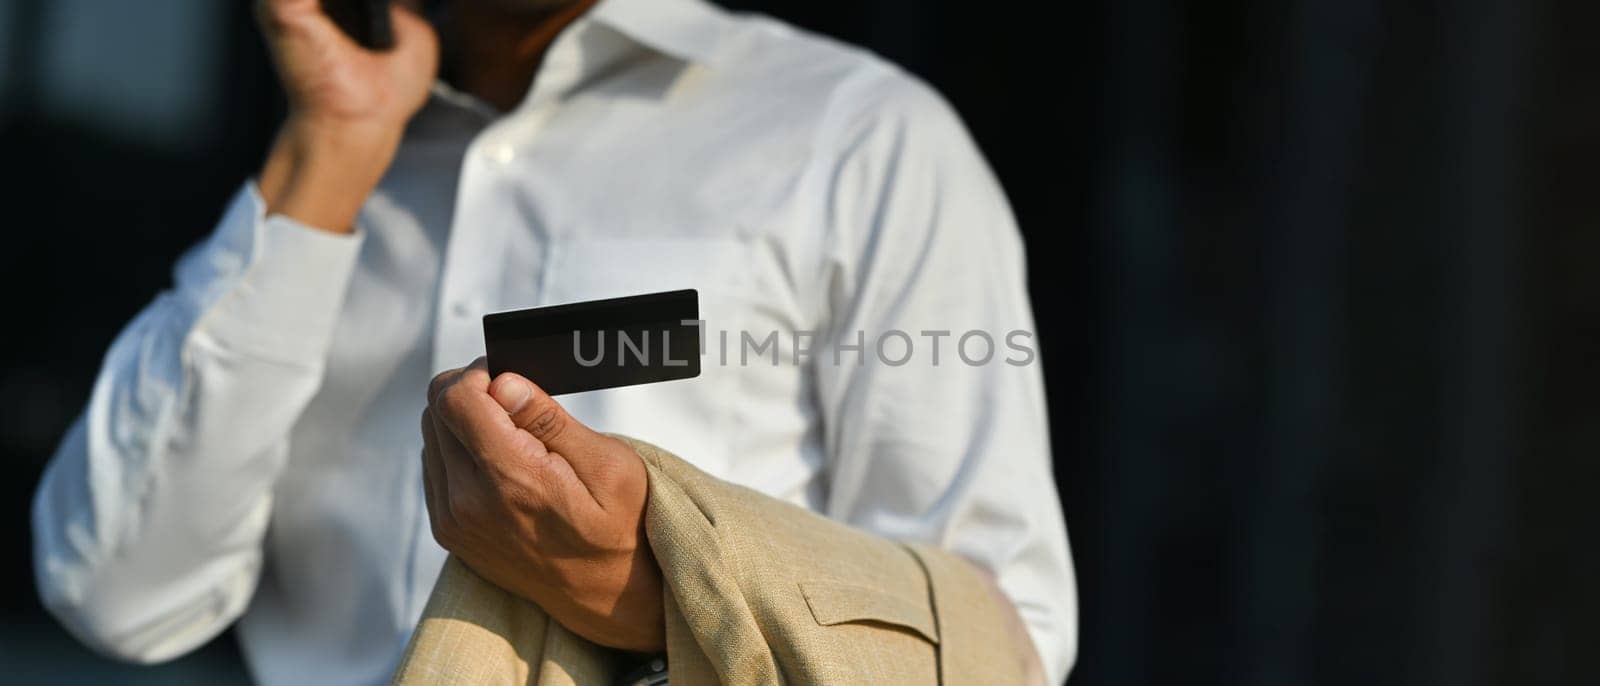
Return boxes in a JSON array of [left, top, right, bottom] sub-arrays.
[[451, 301, 472, 318], [490, 145, 516, 165]]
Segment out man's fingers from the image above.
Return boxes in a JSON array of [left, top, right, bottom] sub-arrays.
[[254, 0, 343, 44], [428, 365, 484, 479], [488, 373, 599, 455], [255, 0, 319, 22], [421, 407, 442, 497], [419, 407, 454, 542], [428, 360, 584, 515], [428, 399, 480, 484], [434, 359, 550, 466], [429, 358, 490, 405], [427, 367, 465, 408], [428, 360, 500, 462], [258, 0, 319, 9], [487, 372, 633, 501]]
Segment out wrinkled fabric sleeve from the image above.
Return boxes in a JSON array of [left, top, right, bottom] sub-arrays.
[[810, 65, 1079, 682], [31, 184, 364, 663]]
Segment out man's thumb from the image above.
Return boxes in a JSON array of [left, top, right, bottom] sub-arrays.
[[489, 373, 594, 458]]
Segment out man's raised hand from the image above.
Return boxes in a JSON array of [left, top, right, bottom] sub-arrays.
[[253, 0, 439, 232]]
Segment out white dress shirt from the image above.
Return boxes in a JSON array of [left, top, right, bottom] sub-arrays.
[[31, 0, 1077, 683]]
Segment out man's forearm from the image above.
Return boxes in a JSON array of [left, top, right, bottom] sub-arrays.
[[256, 116, 403, 233]]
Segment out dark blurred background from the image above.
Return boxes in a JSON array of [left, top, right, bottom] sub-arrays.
[[2, 0, 1595, 683]]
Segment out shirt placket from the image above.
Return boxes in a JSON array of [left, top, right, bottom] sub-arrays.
[[428, 22, 596, 375]]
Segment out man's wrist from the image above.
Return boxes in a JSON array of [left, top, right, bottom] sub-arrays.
[[257, 114, 404, 234]]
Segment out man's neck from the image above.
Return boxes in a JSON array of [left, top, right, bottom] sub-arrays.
[[443, 0, 601, 112]]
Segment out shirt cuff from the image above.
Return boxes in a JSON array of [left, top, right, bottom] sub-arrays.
[[197, 183, 366, 364]]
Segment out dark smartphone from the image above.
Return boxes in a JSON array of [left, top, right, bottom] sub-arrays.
[[323, 0, 394, 50]]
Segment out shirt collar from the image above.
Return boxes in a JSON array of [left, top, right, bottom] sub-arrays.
[[585, 0, 726, 67], [424, 0, 723, 118]]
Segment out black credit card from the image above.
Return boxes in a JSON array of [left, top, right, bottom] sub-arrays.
[[483, 289, 701, 395]]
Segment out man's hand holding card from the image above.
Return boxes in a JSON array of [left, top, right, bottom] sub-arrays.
[[420, 358, 665, 653], [418, 290, 709, 653]]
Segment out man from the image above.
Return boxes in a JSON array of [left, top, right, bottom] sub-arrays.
[[32, 0, 1077, 683]]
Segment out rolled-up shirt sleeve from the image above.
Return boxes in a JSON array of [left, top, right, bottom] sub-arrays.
[[31, 183, 364, 663], [812, 66, 1079, 683]]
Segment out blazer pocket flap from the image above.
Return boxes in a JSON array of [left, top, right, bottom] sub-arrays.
[[799, 581, 939, 644]]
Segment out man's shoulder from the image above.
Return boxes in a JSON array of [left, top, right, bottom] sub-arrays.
[[695, 7, 959, 141], [706, 10, 889, 84]]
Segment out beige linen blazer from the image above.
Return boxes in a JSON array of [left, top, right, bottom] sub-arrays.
[[392, 436, 1034, 685]]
